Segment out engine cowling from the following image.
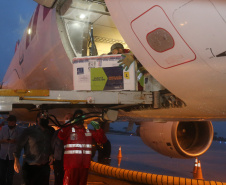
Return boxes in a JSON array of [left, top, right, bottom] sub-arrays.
[[138, 121, 213, 158]]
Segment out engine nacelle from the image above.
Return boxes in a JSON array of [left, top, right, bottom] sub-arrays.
[[138, 121, 213, 158]]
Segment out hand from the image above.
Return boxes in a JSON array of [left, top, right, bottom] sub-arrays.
[[50, 164, 54, 170], [90, 121, 100, 130], [49, 155, 54, 165], [118, 53, 135, 71], [14, 158, 20, 173]]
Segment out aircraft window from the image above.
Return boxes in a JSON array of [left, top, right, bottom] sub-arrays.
[[19, 54, 24, 65], [43, 6, 51, 20], [14, 40, 20, 53], [66, 21, 89, 57], [147, 28, 174, 52]]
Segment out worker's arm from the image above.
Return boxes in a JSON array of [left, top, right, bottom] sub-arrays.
[[118, 53, 135, 71], [0, 128, 6, 144], [0, 127, 16, 143], [0, 139, 14, 144], [90, 121, 107, 144], [14, 155, 20, 173], [49, 154, 54, 165], [90, 121, 100, 130], [13, 128, 29, 173], [57, 127, 69, 140], [118, 52, 148, 74]]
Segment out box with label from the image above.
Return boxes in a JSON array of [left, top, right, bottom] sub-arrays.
[[72, 55, 137, 91]]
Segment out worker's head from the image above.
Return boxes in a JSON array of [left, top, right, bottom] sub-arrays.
[[39, 118, 49, 128], [110, 43, 124, 54], [36, 112, 49, 128], [73, 109, 84, 126], [74, 109, 84, 118], [64, 113, 73, 123], [7, 115, 17, 130]]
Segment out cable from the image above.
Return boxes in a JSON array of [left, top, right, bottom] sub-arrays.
[[89, 24, 98, 56], [35, 109, 104, 129]]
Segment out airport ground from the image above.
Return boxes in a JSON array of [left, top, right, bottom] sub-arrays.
[[13, 170, 141, 185], [13, 131, 226, 184]]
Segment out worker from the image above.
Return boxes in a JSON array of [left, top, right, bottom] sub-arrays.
[[109, 43, 148, 90], [51, 114, 69, 185], [91, 121, 111, 165], [109, 43, 147, 72], [0, 115, 23, 185], [58, 110, 107, 185], [14, 113, 55, 185], [108, 43, 130, 55]]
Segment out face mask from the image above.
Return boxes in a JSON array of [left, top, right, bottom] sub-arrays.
[[39, 118, 49, 128], [8, 125, 16, 130]]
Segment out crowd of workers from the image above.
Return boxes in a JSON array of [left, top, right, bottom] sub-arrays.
[[0, 110, 111, 185]]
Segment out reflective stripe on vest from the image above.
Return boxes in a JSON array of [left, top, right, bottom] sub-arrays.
[[85, 129, 91, 136], [64, 150, 92, 154], [83, 150, 92, 154], [64, 144, 92, 149], [85, 133, 92, 136], [64, 128, 92, 155]]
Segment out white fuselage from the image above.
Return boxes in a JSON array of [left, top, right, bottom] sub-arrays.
[[3, 0, 226, 121], [3, 7, 73, 90], [105, 0, 226, 120]]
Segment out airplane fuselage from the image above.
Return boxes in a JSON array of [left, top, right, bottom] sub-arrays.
[[2, 0, 226, 120], [2, 0, 223, 159]]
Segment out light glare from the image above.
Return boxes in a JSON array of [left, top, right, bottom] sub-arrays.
[[27, 28, 32, 35], [79, 14, 86, 19]]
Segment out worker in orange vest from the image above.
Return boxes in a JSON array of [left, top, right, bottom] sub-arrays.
[[58, 110, 107, 185]]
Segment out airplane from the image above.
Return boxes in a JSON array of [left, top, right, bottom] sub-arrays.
[[1, 0, 226, 159]]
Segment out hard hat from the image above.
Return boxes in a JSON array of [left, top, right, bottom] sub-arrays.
[[111, 43, 124, 51]]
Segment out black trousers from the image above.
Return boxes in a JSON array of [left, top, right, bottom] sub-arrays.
[[97, 139, 111, 164], [53, 160, 64, 185], [22, 162, 50, 185], [0, 157, 14, 185]]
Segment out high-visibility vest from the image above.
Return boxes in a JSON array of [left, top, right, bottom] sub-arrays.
[[63, 127, 92, 169]]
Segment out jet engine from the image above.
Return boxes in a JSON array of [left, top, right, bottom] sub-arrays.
[[138, 121, 213, 158]]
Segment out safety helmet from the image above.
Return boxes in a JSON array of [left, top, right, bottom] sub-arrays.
[[111, 43, 124, 51]]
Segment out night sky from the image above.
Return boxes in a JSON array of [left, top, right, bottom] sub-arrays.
[[0, 1, 37, 82]]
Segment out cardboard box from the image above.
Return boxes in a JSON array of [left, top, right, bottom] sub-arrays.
[[72, 55, 137, 91]]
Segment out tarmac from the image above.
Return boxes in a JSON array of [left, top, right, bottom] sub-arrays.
[[11, 131, 226, 184], [13, 169, 141, 185]]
